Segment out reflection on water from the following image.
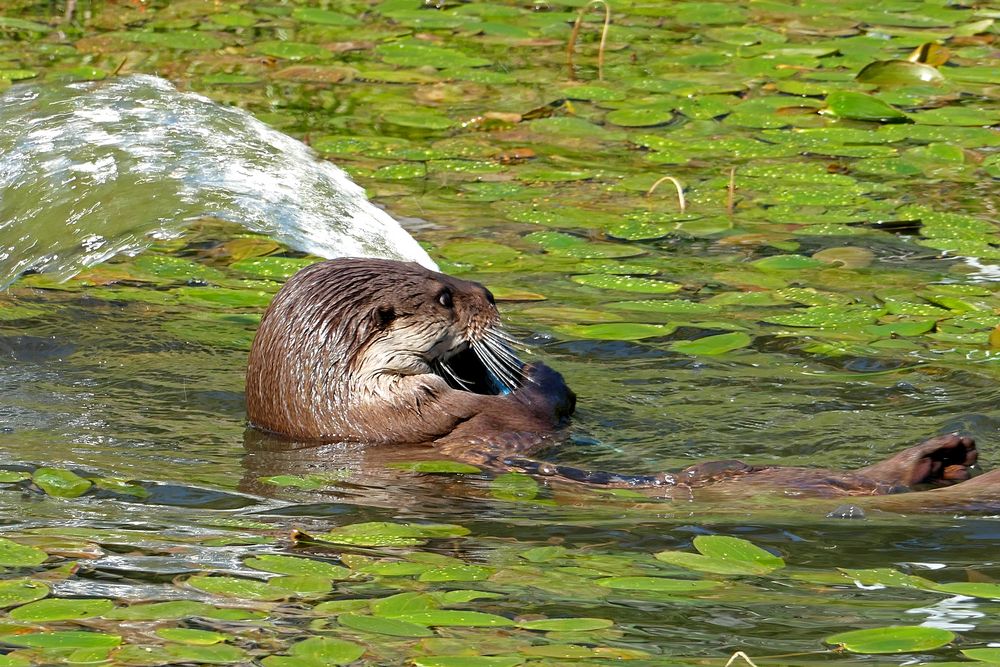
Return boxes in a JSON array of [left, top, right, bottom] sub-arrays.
[[0, 75, 435, 287]]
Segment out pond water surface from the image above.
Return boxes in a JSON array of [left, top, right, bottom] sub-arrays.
[[1, 1, 999, 665]]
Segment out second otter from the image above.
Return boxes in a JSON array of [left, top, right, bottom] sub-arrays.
[[246, 258, 998, 499]]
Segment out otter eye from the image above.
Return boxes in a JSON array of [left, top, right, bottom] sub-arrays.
[[374, 305, 396, 328], [485, 289, 496, 306], [437, 289, 453, 309]]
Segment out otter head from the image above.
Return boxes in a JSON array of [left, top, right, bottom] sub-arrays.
[[356, 262, 521, 395], [245, 258, 525, 441]]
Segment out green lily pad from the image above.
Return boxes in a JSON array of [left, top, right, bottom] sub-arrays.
[[9, 598, 113, 622], [856, 59, 944, 86], [596, 577, 721, 593], [930, 582, 1000, 599], [338, 613, 434, 637], [155, 628, 228, 645], [412, 658, 523, 667], [118, 30, 222, 50], [0, 471, 30, 484], [516, 617, 614, 632], [4, 631, 122, 649], [912, 106, 1000, 127], [312, 522, 470, 547], [0, 580, 50, 607], [607, 299, 720, 315], [962, 649, 1000, 662], [825, 91, 910, 123], [491, 473, 539, 501], [107, 600, 263, 621], [388, 460, 482, 474], [291, 8, 361, 25], [606, 106, 675, 127], [164, 644, 248, 664], [32, 468, 92, 498], [244, 555, 352, 579], [571, 275, 682, 293], [763, 306, 885, 328], [133, 255, 225, 281], [376, 42, 489, 68], [825, 626, 954, 654], [694, 535, 784, 568], [752, 254, 825, 271], [669, 332, 752, 355], [187, 575, 329, 601], [255, 41, 334, 60], [555, 322, 677, 340], [392, 611, 514, 627]]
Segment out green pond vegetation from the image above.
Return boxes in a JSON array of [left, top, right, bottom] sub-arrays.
[[1, 0, 1000, 665]]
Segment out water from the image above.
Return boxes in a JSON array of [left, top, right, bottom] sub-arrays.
[[2, 5, 1000, 663], [0, 75, 435, 287]]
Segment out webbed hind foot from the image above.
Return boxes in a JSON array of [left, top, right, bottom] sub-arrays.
[[858, 434, 977, 489]]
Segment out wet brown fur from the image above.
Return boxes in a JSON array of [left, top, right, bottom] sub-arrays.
[[246, 258, 574, 447]]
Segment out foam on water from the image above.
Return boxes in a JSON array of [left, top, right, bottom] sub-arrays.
[[0, 75, 437, 287]]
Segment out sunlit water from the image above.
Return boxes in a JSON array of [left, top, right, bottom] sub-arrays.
[[1, 79, 1000, 661], [0, 75, 435, 288]]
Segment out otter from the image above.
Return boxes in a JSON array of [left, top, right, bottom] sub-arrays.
[[246, 258, 574, 454], [246, 258, 999, 499]]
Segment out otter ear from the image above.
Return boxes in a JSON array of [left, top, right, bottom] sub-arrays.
[[373, 305, 396, 329]]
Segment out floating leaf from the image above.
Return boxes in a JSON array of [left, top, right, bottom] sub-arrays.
[[556, 322, 677, 341], [164, 644, 248, 664], [0, 580, 49, 607], [255, 41, 334, 60], [291, 8, 361, 25], [338, 613, 434, 637], [229, 257, 317, 279], [516, 618, 614, 632], [812, 247, 875, 268], [9, 598, 113, 622], [763, 306, 884, 329], [155, 628, 228, 645], [825, 626, 954, 654], [669, 332, 752, 355], [825, 92, 910, 123], [392, 611, 514, 627], [596, 577, 721, 593], [4, 631, 122, 649], [244, 555, 352, 579], [491, 473, 539, 501], [962, 649, 1000, 662], [376, 42, 489, 68], [31, 468, 92, 499], [312, 522, 469, 547], [606, 106, 675, 127], [187, 575, 329, 601], [856, 60, 944, 86], [930, 582, 1000, 599], [412, 658, 523, 667], [388, 460, 482, 474], [571, 275, 682, 294]]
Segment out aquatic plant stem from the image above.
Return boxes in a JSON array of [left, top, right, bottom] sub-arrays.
[[646, 175, 686, 213], [566, 0, 611, 81], [725, 652, 761, 667], [727, 167, 736, 215]]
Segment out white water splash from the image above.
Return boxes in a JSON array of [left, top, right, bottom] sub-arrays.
[[0, 75, 436, 287]]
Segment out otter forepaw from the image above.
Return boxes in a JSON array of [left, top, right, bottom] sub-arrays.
[[519, 363, 576, 419], [859, 434, 978, 488]]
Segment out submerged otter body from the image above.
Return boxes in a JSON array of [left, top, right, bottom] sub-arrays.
[[246, 258, 999, 501]]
